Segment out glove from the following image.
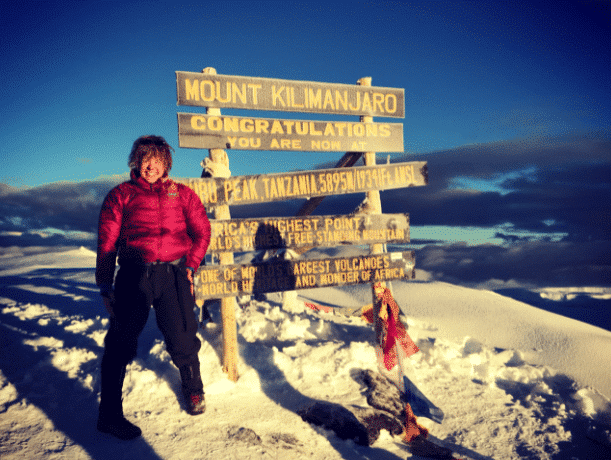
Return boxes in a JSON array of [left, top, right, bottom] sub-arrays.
[[186, 267, 195, 296]]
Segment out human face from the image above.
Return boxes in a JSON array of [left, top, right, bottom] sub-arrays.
[[139, 156, 165, 184]]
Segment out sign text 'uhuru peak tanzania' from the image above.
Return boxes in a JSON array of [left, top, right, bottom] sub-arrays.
[[176, 161, 427, 206]]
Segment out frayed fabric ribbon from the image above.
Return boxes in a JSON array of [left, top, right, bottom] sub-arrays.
[[361, 282, 420, 370]]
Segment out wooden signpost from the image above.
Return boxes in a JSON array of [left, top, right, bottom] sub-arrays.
[[194, 252, 415, 299], [177, 113, 404, 152], [176, 162, 427, 207], [176, 68, 424, 382], [206, 213, 410, 253], [176, 71, 405, 118]]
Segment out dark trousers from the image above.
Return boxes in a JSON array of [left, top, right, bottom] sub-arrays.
[[99, 262, 202, 417]]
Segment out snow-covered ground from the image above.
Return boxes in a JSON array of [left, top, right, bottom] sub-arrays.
[[1, 245, 610, 459]]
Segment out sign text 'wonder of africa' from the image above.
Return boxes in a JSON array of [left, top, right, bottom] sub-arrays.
[[194, 251, 415, 299]]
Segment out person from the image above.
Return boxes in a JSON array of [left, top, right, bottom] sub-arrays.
[[96, 135, 211, 440]]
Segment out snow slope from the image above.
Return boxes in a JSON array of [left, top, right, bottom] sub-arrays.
[[1, 246, 610, 459]]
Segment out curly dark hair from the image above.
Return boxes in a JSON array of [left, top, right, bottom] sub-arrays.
[[128, 135, 174, 173]]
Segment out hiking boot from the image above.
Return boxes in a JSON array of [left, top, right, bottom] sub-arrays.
[[179, 362, 205, 415], [97, 414, 142, 440], [184, 391, 206, 415]]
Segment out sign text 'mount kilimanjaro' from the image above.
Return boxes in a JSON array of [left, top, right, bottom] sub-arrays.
[[178, 113, 403, 152], [176, 161, 427, 206], [176, 71, 405, 118], [194, 252, 415, 300], [208, 213, 410, 253]]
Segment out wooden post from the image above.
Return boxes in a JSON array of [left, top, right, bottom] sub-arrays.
[[200, 67, 239, 382], [357, 77, 386, 306]]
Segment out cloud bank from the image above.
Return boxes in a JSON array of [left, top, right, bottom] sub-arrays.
[[1, 133, 609, 287], [0, 176, 126, 244]]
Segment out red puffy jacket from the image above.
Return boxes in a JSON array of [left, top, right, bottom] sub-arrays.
[[96, 170, 211, 288]]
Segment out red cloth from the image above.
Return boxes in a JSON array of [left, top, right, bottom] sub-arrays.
[[304, 302, 334, 313], [362, 283, 419, 370], [361, 284, 428, 443], [403, 401, 429, 442], [96, 170, 211, 287]]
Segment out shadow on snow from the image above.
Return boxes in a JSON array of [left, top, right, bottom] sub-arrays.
[[0, 268, 164, 460]]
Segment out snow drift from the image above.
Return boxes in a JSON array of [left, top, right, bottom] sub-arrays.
[[1, 245, 610, 459]]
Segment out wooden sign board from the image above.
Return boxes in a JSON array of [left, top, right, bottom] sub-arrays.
[[194, 251, 415, 299], [178, 113, 403, 153], [208, 213, 409, 253], [176, 71, 405, 118], [176, 161, 427, 207]]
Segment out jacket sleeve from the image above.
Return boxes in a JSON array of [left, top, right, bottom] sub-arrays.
[[183, 186, 211, 270], [96, 187, 124, 288]]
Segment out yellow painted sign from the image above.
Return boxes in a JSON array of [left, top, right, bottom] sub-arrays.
[[194, 251, 415, 299], [176, 161, 427, 206], [176, 71, 405, 118], [177, 113, 403, 152], [208, 213, 409, 253]]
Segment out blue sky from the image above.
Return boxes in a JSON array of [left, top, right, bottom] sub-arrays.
[[1, 0, 610, 287], [2, 0, 607, 185]]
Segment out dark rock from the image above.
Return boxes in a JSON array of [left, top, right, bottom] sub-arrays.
[[349, 405, 405, 442], [227, 426, 262, 445], [358, 369, 405, 419], [298, 401, 403, 446], [268, 432, 303, 449], [298, 401, 369, 446], [408, 435, 454, 459]]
